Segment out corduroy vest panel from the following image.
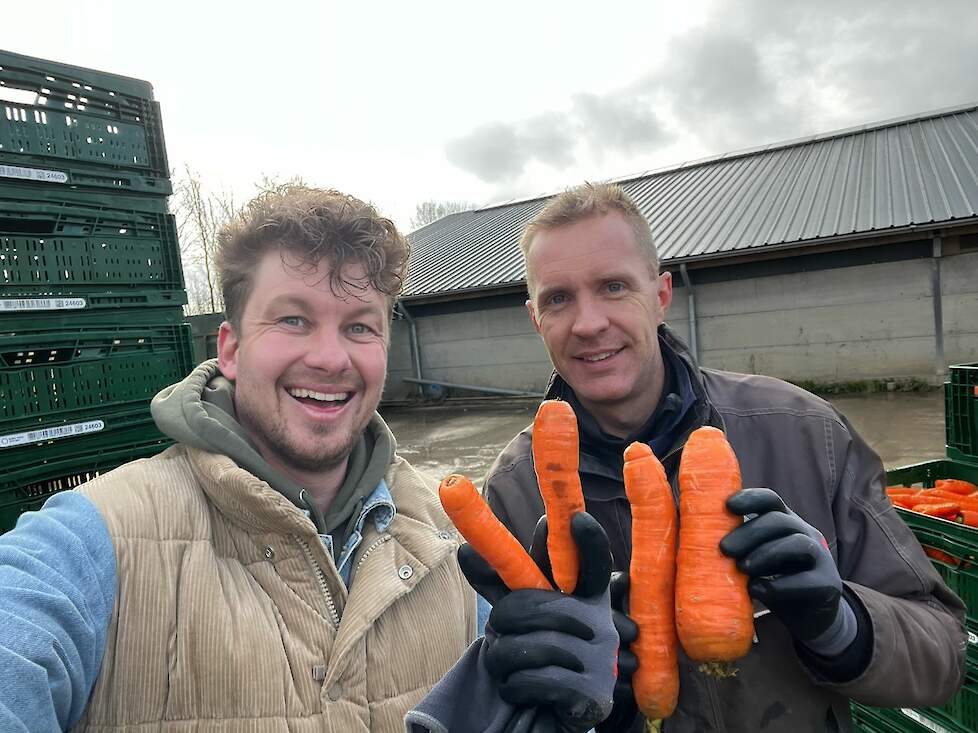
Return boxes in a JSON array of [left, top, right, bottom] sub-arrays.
[[74, 445, 476, 732]]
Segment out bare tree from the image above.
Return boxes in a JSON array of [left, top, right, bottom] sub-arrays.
[[410, 199, 477, 230], [173, 166, 236, 316]]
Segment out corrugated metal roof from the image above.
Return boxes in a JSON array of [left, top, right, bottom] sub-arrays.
[[404, 103, 978, 300]]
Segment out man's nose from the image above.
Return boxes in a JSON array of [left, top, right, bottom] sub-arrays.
[[303, 329, 354, 373], [570, 302, 610, 339]]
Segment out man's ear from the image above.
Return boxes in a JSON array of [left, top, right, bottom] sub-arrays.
[[525, 299, 541, 334], [217, 321, 239, 380]]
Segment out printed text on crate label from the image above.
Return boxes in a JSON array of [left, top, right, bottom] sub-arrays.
[[0, 421, 105, 449], [0, 298, 87, 311], [0, 164, 68, 184]]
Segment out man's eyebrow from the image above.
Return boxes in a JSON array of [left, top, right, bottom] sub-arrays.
[[264, 294, 312, 312]]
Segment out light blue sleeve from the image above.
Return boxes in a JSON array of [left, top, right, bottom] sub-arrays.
[[476, 594, 491, 637], [0, 491, 117, 732]]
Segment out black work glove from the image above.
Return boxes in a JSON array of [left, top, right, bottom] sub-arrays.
[[719, 488, 850, 646], [595, 571, 641, 733], [458, 512, 618, 732]]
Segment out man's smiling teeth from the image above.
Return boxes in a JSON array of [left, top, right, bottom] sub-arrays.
[[582, 351, 617, 362], [288, 387, 350, 402]]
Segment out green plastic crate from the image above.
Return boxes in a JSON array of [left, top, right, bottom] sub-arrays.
[[0, 409, 164, 475], [0, 304, 186, 332], [852, 668, 978, 733], [0, 49, 170, 198], [0, 435, 170, 532], [0, 321, 194, 436], [946, 363, 978, 466], [1, 192, 185, 310]]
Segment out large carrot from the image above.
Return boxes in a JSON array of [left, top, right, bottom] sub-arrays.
[[913, 501, 961, 518], [623, 441, 679, 721], [922, 489, 978, 511], [935, 479, 978, 496], [675, 426, 754, 675], [533, 400, 586, 594], [439, 474, 552, 591]]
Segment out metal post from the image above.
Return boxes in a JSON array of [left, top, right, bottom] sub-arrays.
[[679, 264, 699, 363], [932, 234, 946, 378]]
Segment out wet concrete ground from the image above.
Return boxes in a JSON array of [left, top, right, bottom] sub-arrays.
[[380, 390, 946, 484]]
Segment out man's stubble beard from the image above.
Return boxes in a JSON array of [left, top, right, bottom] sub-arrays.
[[235, 389, 364, 473]]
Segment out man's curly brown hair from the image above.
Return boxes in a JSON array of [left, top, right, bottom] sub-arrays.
[[216, 185, 410, 331]]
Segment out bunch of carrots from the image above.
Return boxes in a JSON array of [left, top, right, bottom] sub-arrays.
[[438, 400, 753, 727], [886, 479, 978, 526]]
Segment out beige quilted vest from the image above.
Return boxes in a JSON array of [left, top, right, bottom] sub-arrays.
[[74, 444, 477, 732]]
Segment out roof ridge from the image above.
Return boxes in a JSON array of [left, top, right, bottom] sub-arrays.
[[462, 100, 978, 216]]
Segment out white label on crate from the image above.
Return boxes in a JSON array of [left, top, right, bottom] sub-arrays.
[[0, 297, 87, 311], [969, 631, 978, 646], [0, 420, 105, 449], [0, 164, 68, 184], [900, 708, 954, 733]]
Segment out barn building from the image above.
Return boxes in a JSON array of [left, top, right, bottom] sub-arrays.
[[384, 103, 978, 401]]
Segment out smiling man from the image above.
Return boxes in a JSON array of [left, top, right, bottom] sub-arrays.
[[484, 183, 967, 733], [0, 186, 481, 731]]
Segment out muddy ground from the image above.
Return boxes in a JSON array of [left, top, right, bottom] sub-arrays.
[[380, 390, 946, 484]]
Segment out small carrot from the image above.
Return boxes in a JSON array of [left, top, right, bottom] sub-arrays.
[[439, 474, 552, 591], [623, 441, 678, 721], [935, 479, 978, 496], [532, 400, 586, 594], [675, 427, 754, 675], [960, 510, 978, 528], [923, 546, 963, 567]]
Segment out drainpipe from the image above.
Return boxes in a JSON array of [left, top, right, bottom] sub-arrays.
[[396, 302, 423, 396], [931, 233, 946, 378], [679, 264, 699, 363]]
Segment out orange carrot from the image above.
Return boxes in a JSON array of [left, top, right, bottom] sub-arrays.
[[439, 474, 552, 591], [922, 489, 978, 511], [532, 400, 586, 594], [935, 479, 978, 496], [675, 427, 754, 674], [914, 502, 961, 518], [886, 487, 920, 497], [960, 510, 978, 528], [623, 441, 678, 721]]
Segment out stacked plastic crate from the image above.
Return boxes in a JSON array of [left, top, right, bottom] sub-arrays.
[[0, 50, 194, 533], [853, 363, 978, 733]]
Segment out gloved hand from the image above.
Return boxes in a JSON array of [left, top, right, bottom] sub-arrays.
[[458, 511, 618, 732], [719, 488, 854, 652], [596, 571, 640, 733]]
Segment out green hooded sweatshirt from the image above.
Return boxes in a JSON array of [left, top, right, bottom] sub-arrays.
[[150, 359, 396, 559]]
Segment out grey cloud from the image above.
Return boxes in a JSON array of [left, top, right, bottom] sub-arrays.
[[572, 92, 671, 154], [445, 123, 527, 183], [446, 0, 978, 185]]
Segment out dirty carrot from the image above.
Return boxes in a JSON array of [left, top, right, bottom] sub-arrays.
[[439, 474, 552, 591], [935, 479, 978, 495], [675, 426, 754, 675], [532, 400, 586, 594], [623, 441, 679, 721]]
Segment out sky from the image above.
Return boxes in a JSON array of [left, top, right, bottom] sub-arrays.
[[5, 0, 978, 232]]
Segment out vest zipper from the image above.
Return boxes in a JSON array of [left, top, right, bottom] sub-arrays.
[[297, 537, 341, 626], [353, 534, 393, 575]]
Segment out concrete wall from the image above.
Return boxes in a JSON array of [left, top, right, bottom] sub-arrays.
[[384, 248, 978, 400]]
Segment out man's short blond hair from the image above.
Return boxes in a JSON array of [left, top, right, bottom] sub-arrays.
[[520, 183, 659, 292]]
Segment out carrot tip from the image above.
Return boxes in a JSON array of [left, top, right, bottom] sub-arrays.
[[697, 661, 739, 678]]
